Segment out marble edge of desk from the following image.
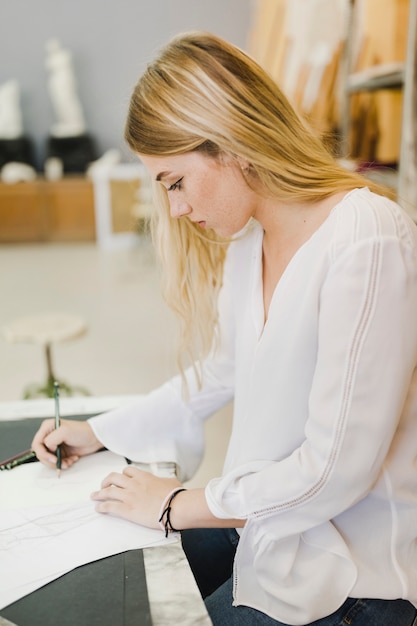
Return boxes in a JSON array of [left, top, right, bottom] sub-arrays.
[[144, 541, 212, 625], [0, 617, 17, 626]]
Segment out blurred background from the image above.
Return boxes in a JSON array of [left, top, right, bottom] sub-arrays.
[[0, 0, 252, 168], [0, 0, 414, 484]]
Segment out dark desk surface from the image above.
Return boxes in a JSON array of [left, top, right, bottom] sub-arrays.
[[1, 551, 151, 626]]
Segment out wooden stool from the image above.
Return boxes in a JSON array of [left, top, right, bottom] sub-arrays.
[[3, 313, 90, 398]]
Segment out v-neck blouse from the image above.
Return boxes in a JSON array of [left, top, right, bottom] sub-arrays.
[[90, 187, 417, 623]]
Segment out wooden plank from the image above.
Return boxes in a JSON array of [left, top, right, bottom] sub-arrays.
[[249, 0, 287, 77], [0, 181, 47, 242], [398, 0, 417, 218], [43, 177, 96, 242], [109, 178, 140, 234]]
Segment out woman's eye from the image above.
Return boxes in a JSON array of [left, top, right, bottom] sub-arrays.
[[168, 177, 183, 192]]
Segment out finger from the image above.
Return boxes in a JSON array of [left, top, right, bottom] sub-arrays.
[[31, 419, 55, 454], [35, 451, 60, 467], [122, 465, 147, 478], [94, 499, 130, 517], [94, 496, 159, 529], [43, 426, 68, 453], [59, 454, 80, 470], [35, 448, 80, 470], [100, 471, 130, 489], [32, 442, 60, 467], [91, 484, 123, 502]]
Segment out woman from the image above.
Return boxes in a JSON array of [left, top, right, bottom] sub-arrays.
[[32, 32, 417, 625]]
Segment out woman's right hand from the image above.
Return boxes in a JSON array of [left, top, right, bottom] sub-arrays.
[[31, 418, 103, 470]]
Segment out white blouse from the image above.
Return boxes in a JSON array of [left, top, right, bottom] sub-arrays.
[[89, 188, 417, 624]]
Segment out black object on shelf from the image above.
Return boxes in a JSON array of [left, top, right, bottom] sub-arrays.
[[0, 137, 35, 170], [46, 133, 97, 174]]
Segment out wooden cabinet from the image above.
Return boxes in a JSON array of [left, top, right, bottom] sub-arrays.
[[0, 177, 96, 242], [0, 180, 47, 242], [43, 177, 95, 241]]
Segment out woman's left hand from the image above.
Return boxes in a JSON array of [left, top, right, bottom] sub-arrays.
[[91, 466, 183, 528]]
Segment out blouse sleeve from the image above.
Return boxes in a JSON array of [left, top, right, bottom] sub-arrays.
[[88, 251, 236, 482], [206, 233, 417, 533]]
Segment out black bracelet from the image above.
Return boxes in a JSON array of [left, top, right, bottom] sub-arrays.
[[158, 488, 187, 538]]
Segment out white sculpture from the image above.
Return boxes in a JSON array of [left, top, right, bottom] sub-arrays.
[[0, 80, 24, 140], [1, 162, 37, 184], [44, 156, 64, 181], [86, 149, 121, 178], [45, 38, 86, 138]]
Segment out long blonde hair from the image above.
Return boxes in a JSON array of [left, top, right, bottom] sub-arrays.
[[125, 31, 391, 376]]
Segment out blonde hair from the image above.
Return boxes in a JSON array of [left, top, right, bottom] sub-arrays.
[[125, 31, 391, 376]]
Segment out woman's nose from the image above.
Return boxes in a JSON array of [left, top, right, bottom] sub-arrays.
[[169, 199, 192, 219]]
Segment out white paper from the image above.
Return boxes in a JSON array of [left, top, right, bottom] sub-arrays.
[[0, 451, 175, 610], [0, 450, 127, 509]]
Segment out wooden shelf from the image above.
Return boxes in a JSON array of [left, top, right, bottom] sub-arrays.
[[343, 0, 417, 218], [347, 63, 405, 92], [0, 180, 47, 242], [0, 177, 96, 243]]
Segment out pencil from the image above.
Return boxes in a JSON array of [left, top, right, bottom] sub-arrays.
[[54, 381, 62, 478]]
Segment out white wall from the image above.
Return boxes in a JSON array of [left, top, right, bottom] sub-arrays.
[[1, 0, 253, 169]]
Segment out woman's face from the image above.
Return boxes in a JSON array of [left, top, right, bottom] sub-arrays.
[[139, 150, 258, 238]]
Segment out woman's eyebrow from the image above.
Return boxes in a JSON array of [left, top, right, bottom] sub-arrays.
[[156, 171, 171, 182]]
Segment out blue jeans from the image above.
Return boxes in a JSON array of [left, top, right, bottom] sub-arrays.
[[181, 528, 417, 626]]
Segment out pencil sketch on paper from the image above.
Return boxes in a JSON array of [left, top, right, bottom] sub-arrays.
[[0, 450, 176, 610], [0, 502, 97, 550]]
